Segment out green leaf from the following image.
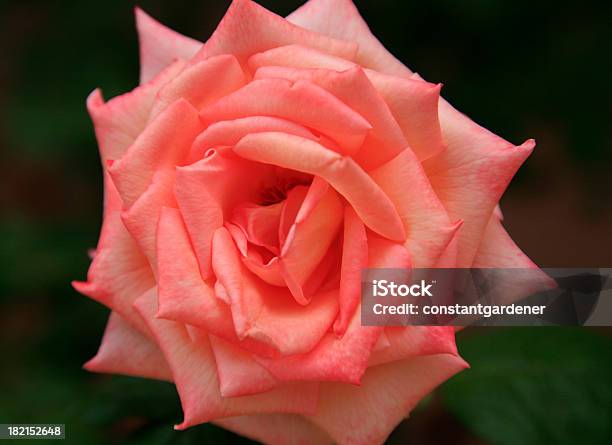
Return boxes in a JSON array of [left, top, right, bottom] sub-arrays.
[[442, 328, 612, 445]]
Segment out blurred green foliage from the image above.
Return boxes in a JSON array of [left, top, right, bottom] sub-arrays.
[[0, 0, 610, 444], [443, 328, 612, 445]]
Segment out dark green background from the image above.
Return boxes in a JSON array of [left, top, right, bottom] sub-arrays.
[[1, 0, 611, 444]]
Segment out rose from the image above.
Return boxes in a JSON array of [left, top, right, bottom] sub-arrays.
[[73, 1, 543, 444]]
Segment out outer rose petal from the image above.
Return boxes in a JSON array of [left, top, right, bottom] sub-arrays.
[[368, 326, 457, 366], [72, 174, 154, 334], [424, 135, 535, 267], [369, 148, 459, 268], [109, 99, 201, 208], [191, 0, 358, 66], [108, 99, 202, 269], [149, 54, 247, 121], [473, 212, 540, 269], [87, 60, 185, 163], [309, 354, 468, 445], [119, 175, 178, 274], [406, 71, 536, 267], [365, 71, 447, 161], [287, 0, 413, 78], [84, 311, 172, 381], [208, 335, 278, 397], [133, 288, 319, 429], [135, 8, 201, 84], [472, 212, 556, 303], [214, 414, 332, 445]]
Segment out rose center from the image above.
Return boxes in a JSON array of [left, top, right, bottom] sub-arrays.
[[258, 176, 311, 206]]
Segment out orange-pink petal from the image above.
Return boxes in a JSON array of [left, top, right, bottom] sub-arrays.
[[84, 312, 172, 381], [287, 0, 413, 78], [234, 132, 405, 242], [135, 7, 201, 84], [200, 78, 372, 155]]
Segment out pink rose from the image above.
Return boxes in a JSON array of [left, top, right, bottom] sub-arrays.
[[73, 1, 542, 443]]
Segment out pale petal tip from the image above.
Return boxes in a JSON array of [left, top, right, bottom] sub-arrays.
[[82, 357, 97, 372], [134, 5, 151, 24], [71, 280, 91, 294], [458, 355, 471, 370], [523, 138, 536, 149], [86, 88, 104, 111]]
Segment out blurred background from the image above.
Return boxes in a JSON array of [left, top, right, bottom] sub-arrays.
[[1, 0, 611, 443]]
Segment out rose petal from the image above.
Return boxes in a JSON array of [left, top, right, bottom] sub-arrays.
[[238, 185, 309, 288], [209, 335, 278, 397], [422, 103, 536, 268], [472, 212, 556, 303], [120, 171, 177, 272], [105, 99, 202, 269], [255, 308, 381, 385], [434, 223, 461, 269], [84, 311, 172, 381], [191, 0, 357, 66], [369, 148, 458, 268], [212, 227, 339, 356], [473, 212, 540, 269], [135, 7, 201, 84], [254, 65, 408, 170], [133, 289, 319, 429], [175, 149, 275, 279], [232, 200, 285, 254], [72, 175, 154, 334], [87, 60, 185, 163], [214, 414, 332, 445], [189, 115, 316, 163], [249, 44, 354, 73], [308, 354, 468, 445], [156, 208, 234, 335], [279, 184, 311, 248], [234, 132, 406, 242], [200, 78, 372, 155], [279, 182, 344, 305], [333, 206, 367, 335], [287, 0, 412, 78], [256, 228, 410, 384], [157, 207, 277, 358], [368, 326, 457, 366], [109, 98, 202, 208], [225, 222, 248, 256], [365, 71, 447, 161], [242, 255, 284, 287], [367, 228, 412, 273], [149, 54, 247, 121]]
